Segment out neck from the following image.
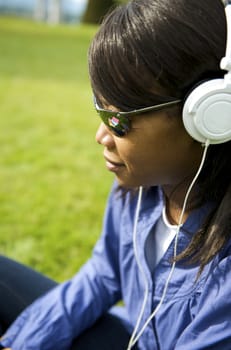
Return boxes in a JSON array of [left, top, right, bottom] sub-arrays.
[[162, 182, 199, 225]]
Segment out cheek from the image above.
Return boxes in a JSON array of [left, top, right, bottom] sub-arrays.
[[113, 111, 203, 187], [119, 142, 169, 184], [117, 133, 201, 187]]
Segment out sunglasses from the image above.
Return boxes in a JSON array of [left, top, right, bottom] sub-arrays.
[[94, 97, 182, 137]]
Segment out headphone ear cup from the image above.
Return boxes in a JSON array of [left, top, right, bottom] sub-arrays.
[[182, 79, 231, 144]]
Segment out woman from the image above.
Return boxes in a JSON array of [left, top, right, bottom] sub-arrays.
[[1, 0, 231, 349]]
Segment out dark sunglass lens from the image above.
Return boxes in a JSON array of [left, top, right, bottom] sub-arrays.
[[111, 128, 126, 137], [107, 115, 130, 137], [96, 110, 130, 137]]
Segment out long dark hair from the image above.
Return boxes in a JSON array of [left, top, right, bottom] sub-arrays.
[[88, 0, 231, 274]]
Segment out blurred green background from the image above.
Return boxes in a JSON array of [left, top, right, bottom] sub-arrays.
[[0, 16, 113, 281]]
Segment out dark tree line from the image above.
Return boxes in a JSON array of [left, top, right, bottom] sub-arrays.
[[83, 0, 125, 24]]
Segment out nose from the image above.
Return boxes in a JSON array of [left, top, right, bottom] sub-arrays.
[[95, 123, 115, 148]]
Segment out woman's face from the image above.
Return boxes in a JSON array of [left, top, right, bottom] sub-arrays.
[[95, 107, 203, 189]]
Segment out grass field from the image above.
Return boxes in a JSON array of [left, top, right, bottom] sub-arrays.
[[0, 16, 113, 281]]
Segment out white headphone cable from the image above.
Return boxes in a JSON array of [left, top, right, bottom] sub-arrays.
[[127, 186, 148, 350], [127, 139, 210, 350]]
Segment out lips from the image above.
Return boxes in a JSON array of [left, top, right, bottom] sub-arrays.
[[104, 155, 125, 172]]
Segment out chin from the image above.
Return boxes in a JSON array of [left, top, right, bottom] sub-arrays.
[[115, 175, 147, 189]]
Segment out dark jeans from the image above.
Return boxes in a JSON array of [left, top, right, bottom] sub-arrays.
[[0, 255, 135, 350]]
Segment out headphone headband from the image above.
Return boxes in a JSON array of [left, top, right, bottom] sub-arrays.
[[182, 2, 231, 144]]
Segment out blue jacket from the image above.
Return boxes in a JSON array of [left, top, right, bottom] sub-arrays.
[[1, 184, 231, 349]]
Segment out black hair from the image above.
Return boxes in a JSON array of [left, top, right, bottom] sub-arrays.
[[89, 0, 226, 108]]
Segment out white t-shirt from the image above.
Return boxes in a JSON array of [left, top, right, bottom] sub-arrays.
[[145, 207, 178, 273]]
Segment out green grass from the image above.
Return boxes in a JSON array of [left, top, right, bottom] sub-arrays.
[[0, 16, 113, 281]]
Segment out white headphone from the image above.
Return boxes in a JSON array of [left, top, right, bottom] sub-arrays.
[[183, 1, 231, 144]]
